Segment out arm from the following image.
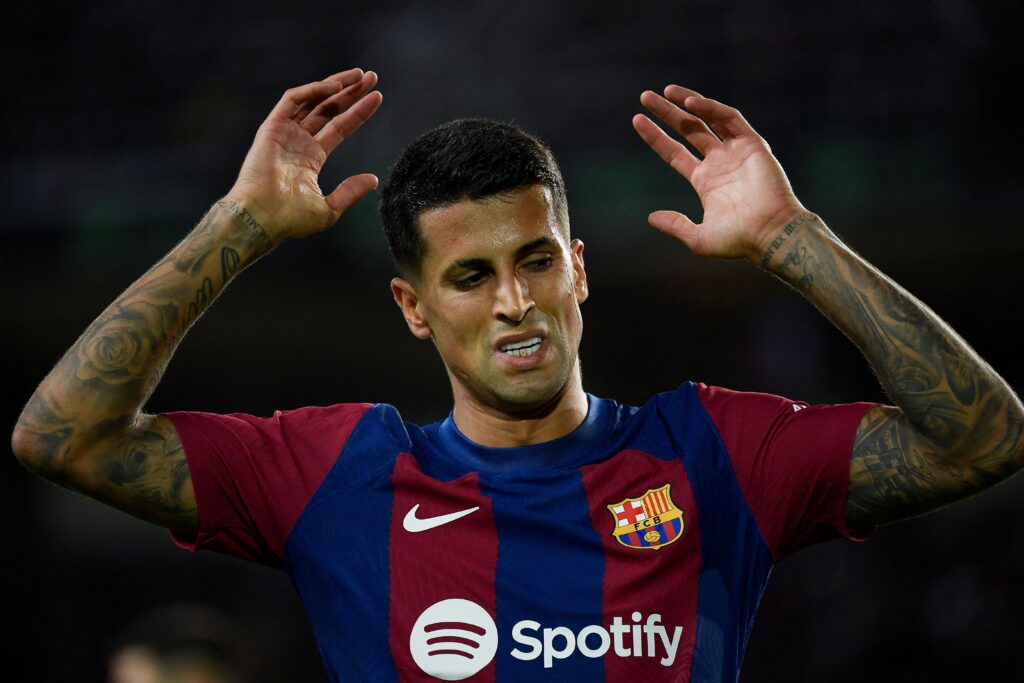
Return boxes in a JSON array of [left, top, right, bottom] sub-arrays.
[[11, 68, 383, 534], [762, 215, 1022, 529], [632, 85, 1024, 530]]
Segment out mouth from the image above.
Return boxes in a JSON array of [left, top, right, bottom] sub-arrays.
[[498, 336, 544, 358]]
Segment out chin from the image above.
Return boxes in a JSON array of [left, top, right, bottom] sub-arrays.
[[490, 378, 569, 416]]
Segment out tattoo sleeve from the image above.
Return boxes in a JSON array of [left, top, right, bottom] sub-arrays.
[[761, 213, 1024, 529], [12, 198, 273, 531]]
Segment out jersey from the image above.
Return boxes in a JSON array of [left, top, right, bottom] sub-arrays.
[[159, 380, 879, 682]]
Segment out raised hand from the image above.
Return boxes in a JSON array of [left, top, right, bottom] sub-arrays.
[[13, 69, 384, 535], [227, 68, 383, 245], [632, 86, 807, 263]]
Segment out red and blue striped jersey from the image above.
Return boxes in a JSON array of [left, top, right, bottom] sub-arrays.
[[161, 381, 878, 682]]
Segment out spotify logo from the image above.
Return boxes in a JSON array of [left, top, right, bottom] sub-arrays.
[[409, 599, 684, 677], [409, 599, 498, 680]]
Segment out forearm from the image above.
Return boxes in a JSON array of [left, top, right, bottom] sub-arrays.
[[760, 212, 1024, 472], [13, 196, 272, 474]]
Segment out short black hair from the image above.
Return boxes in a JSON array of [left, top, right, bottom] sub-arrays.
[[378, 118, 568, 279]]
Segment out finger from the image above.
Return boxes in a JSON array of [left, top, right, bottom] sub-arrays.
[[682, 95, 758, 140], [293, 68, 368, 122], [648, 210, 700, 248], [632, 113, 699, 181], [300, 71, 378, 136], [663, 84, 703, 104], [314, 90, 383, 155], [640, 90, 720, 156], [323, 67, 366, 86], [268, 79, 348, 123], [326, 173, 379, 215], [662, 85, 721, 149]]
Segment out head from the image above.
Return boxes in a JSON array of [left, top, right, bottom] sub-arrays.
[[107, 604, 242, 683], [380, 119, 588, 414], [379, 118, 571, 279]]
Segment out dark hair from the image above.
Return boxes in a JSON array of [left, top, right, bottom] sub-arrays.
[[378, 118, 568, 279]]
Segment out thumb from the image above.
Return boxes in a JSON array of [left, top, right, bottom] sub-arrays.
[[326, 173, 379, 215], [648, 210, 700, 249]]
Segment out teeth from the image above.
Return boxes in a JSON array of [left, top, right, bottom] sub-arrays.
[[500, 336, 542, 356]]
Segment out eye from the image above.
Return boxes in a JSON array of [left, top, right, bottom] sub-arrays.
[[524, 256, 553, 272], [455, 271, 488, 289]]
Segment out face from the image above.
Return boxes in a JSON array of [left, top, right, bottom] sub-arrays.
[[391, 184, 588, 414]]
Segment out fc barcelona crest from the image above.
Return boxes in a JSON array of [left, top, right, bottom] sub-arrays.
[[606, 484, 685, 551]]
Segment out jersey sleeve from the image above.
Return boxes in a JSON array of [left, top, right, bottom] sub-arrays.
[[695, 382, 880, 560], [159, 403, 372, 567]]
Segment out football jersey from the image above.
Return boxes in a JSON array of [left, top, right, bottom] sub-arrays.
[[160, 380, 878, 682]]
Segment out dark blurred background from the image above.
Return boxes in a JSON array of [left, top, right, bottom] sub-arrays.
[[3, 1, 1023, 681]]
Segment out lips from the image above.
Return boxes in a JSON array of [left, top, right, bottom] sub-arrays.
[[499, 336, 543, 357], [493, 331, 549, 367], [494, 330, 547, 351], [493, 331, 544, 358]]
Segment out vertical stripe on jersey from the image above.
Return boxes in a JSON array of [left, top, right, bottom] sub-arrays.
[[389, 453, 499, 682], [581, 450, 701, 682], [480, 469, 605, 681], [669, 383, 775, 682], [283, 405, 403, 682]]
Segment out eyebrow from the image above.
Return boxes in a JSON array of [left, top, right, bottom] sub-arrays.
[[440, 236, 558, 280]]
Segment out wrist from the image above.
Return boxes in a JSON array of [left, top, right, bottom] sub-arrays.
[[754, 208, 820, 269], [216, 194, 276, 255]]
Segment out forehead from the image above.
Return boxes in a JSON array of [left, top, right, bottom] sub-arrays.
[[416, 185, 567, 274]]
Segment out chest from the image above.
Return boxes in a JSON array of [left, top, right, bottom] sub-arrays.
[[285, 450, 733, 680]]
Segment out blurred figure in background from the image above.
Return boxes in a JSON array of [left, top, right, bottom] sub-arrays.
[[107, 604, 242, 683]]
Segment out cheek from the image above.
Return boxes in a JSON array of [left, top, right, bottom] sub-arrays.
[[546, 283, 583, 343], [430, 298, 488, 350], [561, 276, 584, 335]]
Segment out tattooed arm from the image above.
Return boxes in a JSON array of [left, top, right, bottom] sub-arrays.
[[761, 214, 1024, 529], [632, 85, 1024, 530], [11, 69, 383, 532], [11, 199, 272, 531]]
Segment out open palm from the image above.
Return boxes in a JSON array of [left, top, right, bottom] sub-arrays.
[[229, 68, 383, 244], [633, 86, 806, 262]]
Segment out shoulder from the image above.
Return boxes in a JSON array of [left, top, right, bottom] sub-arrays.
[[629, 379, 785, 412], [161, 401, 378, 450], [585, 381, 712, 448], [271, 401, 422, 455], [690, 381, 804, 413], [638, 380, 875, 455], [163, 401, 377, 427], [685, 380, 873, 428], [627, 380, 785, 429]]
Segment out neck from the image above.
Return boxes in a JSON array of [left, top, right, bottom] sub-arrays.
[[451, 369, 589, 448]]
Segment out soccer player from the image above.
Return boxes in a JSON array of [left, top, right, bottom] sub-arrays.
[[12, 67, 1023, 681]]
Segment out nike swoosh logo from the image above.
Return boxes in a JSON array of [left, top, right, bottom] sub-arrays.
[[402, 503, 480, 532]]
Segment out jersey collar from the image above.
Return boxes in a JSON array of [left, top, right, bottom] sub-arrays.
[[434, 393, 615, 474]]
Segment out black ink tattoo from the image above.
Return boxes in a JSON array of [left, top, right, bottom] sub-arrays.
[[221, 246, 241, 282], [13, 393, 75, 473], [762, 213, 1024, 529], [760, 213, 816, 268], [12, 198, 271, 532], [185, 277, 214, 327], [100, 420, 194, 522], [780, 245, 815, 290], [217, 198, 271, 249]]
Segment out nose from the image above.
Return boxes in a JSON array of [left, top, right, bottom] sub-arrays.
[[493, 269, 534, 324]]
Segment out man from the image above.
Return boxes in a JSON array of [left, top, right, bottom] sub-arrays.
[[12, 67, 1023, 681], [107, 604, 242, 683]]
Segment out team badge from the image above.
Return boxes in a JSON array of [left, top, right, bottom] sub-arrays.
[[606, 484, 684, 551]]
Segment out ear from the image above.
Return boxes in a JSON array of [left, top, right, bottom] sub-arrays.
[[570, 238, 588, 304], [390, 277, 433, 340]]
